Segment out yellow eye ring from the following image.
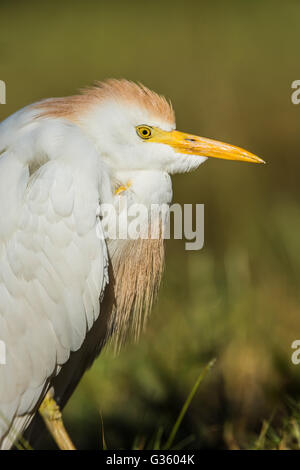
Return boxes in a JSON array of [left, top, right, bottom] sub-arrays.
[[136, 125, 152, 140]]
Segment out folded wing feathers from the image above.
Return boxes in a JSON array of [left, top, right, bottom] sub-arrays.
[[0, 109, 109, 447]]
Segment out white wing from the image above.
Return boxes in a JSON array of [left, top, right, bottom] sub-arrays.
[[0, 107, 110, 447]]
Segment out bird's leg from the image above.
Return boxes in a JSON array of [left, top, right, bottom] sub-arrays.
[[39, 391, 76, 450]]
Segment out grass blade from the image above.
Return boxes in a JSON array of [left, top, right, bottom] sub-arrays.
[[99, 412, 107, 450], [163, 358, 216, 450]]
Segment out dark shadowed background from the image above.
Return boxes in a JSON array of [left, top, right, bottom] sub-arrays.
[[1, 0, 300, 449]]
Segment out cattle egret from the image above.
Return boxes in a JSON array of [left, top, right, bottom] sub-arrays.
[[0, 79, 264, 450]]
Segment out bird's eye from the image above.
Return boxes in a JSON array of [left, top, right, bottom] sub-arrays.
[[136, 125, 152, 140]]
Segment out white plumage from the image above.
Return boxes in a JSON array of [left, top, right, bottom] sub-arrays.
[[0, 79, 263, 449], [0, 109, 110, 447]]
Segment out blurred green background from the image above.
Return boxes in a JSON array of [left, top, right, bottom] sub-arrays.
[[1, 0, 300, 450]]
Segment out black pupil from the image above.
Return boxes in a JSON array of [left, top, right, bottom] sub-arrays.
[[142, 129, 148, 135]]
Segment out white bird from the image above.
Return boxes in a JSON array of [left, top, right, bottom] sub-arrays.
[[0, 79, 264, 449]]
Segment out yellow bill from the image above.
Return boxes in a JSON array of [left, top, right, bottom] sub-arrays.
[[152, 128, 265, 164]]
